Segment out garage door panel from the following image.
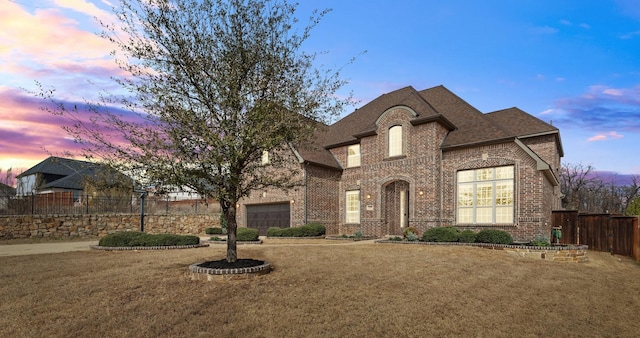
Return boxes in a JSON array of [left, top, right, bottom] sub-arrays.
[[247, 203, 290, 235]]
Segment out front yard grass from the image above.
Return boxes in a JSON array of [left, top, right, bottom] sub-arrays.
[[1, 242, 639, 337]]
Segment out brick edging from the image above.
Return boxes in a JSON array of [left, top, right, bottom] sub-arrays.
[[266, 236, 326, 239], [207, 240, 263, 245], [90, 243, 210, 251], [189, 261, 271, 275], [375, 240, 589, 251]]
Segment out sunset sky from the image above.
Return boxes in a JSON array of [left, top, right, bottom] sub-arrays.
[[1, 0, 639, 177]]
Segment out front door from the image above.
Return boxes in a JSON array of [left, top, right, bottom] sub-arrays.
[[384, 180, 409, 236]]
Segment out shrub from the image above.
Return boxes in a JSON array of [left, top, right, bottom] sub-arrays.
[[98, 231, 200, 247], [266, 224, 326, 237], [266, 227, 282, 237], [530, 235, 551, 247], [403, 226, 419, 238], [422, 227, 460, 242], [205, 227, 224, 235], [236, 227, 260, 241], [388, 236, 403, 241], [354, 229, 363, 238], [457, 230, 477, 243], [406, 231, 419, 241], [99, 231, 145, 247], [475, 229, 513, 244]]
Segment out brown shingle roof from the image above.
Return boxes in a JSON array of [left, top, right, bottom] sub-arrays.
[[485, 107, 558, 138], [324, 86, 442, 148], [296, 85, 561, 168]]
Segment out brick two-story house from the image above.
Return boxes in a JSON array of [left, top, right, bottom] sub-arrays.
[[237, 85, 563, 241]]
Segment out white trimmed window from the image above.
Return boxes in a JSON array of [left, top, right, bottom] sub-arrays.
[[347, 144, 361, 167], [457, 166, 514, 224], [345, 190, 360, 224], [388, 125, 403, 157], [261, 151, 269, 165]]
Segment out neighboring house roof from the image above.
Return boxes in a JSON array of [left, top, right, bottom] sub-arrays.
[[0, 182, 16, 195], [17, 156, 131, 192], [17, 157, 96, 179], [296, 85, 560, 168]]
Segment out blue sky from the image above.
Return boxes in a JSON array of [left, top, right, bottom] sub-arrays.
[[1, 0, 639, 175]]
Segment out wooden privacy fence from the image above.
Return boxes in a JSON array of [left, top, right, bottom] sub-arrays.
[[552, 210, 639, 260]]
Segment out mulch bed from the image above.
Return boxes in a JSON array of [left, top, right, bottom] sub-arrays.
[[197, 258, 266, 269]]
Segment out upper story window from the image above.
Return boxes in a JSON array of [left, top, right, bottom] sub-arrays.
[[457, 166, 514, 225], [261, 151, 269, 165], [388, 125, 403, 157], [347, 144, 361, 168]]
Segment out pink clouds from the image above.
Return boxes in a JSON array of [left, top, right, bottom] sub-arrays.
[[0, 85, 144, 171], [549, 84, 640, 133], [0, 0, 122, 96], [587, 131, 624, 142]]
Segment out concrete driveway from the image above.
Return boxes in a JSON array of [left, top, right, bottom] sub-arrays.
[[0, 240, 99, 257]]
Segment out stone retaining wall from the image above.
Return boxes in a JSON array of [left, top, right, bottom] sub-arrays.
[[0, 214, 220, 239]]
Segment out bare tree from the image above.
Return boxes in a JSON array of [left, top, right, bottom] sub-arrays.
[[0, 168, 15, 188], [560, 163, 596, 210], [38, 0, 354, 263], [560, 163, 640, 214]]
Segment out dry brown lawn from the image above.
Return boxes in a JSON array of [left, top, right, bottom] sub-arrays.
[[1, 239, 640, 337]]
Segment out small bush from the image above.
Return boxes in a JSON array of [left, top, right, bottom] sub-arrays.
[[388, 236, 403, 241], [266, 224, 326, 237], [457, 230, 477, 243], [354, 229, 363, 239], [205, 227, 224, 235], [99, 231, 200, 247], [236, 228, 260, 241], [266, 227, 282, 237], [406, 231, 419, 241], [475, 229, 513, 244], [422, 227, 460, 242], [403, 226, 419, 238], [530, 235, 551, 247]]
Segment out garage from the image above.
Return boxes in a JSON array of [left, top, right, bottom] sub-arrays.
[[246, 203, 290, 235]]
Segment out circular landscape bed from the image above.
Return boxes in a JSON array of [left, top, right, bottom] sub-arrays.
[[189, 259, 271, 281]]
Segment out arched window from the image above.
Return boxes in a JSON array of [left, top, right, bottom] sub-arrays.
[[388, 125, 403, 157]]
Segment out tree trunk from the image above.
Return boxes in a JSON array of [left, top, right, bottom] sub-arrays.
[[225, 204, 238, 263]]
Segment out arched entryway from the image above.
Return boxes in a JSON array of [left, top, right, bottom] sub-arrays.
[[383, 180, 409, 236]]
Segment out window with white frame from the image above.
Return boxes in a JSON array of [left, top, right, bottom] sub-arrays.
[[345, 190, 360, 224], [457, 166, 514, 224], [388, 125, 403, 157], [347, 144, 361, 167]]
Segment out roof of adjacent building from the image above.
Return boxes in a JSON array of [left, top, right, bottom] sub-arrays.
[[17, 156, 130, 191], [0, 182, 16, 195], [298, 85, 560, 169]]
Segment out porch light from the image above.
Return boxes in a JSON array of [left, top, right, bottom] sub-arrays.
[[290, 199, 295, 204], [366, 194, 371, 199], [418, 190, 424, 196]]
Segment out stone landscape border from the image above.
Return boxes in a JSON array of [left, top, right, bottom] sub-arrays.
[[90, 243, 210, 251], [189, 261, 272, 281], [207, 239, 263, 245], [375, 240, 589, 262]]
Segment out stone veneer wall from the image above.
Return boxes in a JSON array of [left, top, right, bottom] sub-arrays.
[[0, 214, 220, 239]]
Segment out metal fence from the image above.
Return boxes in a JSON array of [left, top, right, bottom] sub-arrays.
[[0, 192, 220, 216]]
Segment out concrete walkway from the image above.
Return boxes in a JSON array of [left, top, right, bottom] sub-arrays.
[[0, 240, 100, 257]]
